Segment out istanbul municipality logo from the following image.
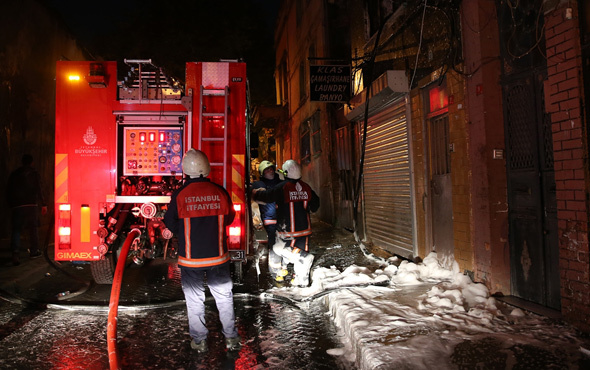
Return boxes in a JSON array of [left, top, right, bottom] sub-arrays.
[[83, 126, 97, 145], [75, 126, 106, 157]]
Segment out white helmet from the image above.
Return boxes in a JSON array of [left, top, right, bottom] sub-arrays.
[[182, 149, 210, 178], [282, 159, 301, 180]]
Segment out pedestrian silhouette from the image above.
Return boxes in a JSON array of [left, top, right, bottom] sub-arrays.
[[6, 154, 47, 266]]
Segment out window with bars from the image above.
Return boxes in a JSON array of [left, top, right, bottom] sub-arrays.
[[430, 115, 450, 175], [300, 111, 321, 165]]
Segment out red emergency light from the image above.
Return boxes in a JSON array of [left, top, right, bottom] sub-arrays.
[[429, 86, 448, 112], [87, 63, 107, 88], [139, 132, 146, 142], [149, 132, 156, 142]]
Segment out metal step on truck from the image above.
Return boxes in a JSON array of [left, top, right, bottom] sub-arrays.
[[54, 59, 252, 283]]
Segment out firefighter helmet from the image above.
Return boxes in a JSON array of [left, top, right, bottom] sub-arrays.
[[282, 159, 301, 180], [182, 149, 210, 178], [258, 160, 275, 176]]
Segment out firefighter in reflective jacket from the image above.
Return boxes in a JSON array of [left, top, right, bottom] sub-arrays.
[[252, 159, 320, 287], [164, 149, 241, 352], [251, 160, 285, 279]]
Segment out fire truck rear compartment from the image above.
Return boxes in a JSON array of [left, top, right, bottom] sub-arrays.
[[55, 60, 250, 284]]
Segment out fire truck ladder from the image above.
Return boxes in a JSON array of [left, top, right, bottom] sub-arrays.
[[198, 85, 229, 188]]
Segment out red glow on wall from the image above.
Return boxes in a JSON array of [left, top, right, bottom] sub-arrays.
[[429, 86, 449, 112]]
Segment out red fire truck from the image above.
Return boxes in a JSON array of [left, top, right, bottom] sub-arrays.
[[55, 59, 251, 283]]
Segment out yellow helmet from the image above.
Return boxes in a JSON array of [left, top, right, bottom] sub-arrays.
[[258, 160, 275, 176], [182, 149, 210, 178]]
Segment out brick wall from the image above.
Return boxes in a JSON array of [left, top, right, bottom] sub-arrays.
[[544, 3, 590, 332], [461, 0, 508, 294], [447, 71, 472, 272]]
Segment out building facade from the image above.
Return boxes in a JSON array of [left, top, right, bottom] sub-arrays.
[[269, 0, 590, 332]]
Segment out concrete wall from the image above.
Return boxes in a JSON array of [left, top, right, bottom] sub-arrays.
[[0, 0, 88, 243]]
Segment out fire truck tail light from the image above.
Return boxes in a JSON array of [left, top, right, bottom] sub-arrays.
[[229, 226, 241, 244], [149, 132, 156, 142], [59, 227, 71, 236], [233, 204, 241, 212], [139, 132, 146, 142], [68, 75, 80, 81], [58, 204, 72, 249]]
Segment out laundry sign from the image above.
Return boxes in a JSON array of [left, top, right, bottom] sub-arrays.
[[309, 65, 351, 102]]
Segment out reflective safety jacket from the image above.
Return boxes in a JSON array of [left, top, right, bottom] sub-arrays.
[[253, 178, 320, 241], [252, 173, 281, 226], [164, 177, 235, 269]]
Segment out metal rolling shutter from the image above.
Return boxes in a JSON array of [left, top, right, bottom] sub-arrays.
[[363, 99, 414, 257]]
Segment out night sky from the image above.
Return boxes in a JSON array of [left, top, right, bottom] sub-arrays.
[[42, 0, 280, 105]]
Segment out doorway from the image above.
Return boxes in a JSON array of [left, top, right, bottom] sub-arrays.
[[428, 114, 454, 257]]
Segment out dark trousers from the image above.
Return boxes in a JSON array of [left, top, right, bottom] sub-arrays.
[[10, 206, 40, 254]]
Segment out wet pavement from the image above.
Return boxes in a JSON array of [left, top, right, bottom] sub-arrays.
[[0, 220, 364, 369], [1, 220, 590, 369]]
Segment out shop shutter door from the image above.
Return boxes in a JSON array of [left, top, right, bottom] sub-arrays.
[[363, 100, 414, 256]]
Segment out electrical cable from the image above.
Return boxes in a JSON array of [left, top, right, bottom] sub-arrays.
[[409, 0, 428, 90]]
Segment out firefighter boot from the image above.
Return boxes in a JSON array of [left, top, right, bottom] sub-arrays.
[[226, 335, 242, 351], [275, 268, 289, 282], [268, 247, 284, 279], [293, 254, 314, 287], [190, 339, 208, 353]]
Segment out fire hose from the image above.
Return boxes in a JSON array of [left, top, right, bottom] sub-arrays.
[[107, 228, 141, 370]]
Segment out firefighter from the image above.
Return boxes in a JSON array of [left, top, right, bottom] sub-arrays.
[[251, 160, 287, 281], [252, 159, 320, 287], [6, 154, 47, 266], [163, 149, 241, 353]]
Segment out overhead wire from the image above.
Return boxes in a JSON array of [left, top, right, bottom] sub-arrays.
[[409, 0, 428, 90]]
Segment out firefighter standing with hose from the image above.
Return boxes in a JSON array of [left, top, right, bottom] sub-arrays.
[[252, 160, 320, 287], [163, 149, 241, 353], [251, 160, 288, 281]]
